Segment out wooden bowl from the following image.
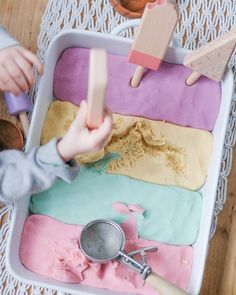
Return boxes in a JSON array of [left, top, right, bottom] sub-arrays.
[[0, 119, 24, 151], [109, 0, 156, 19]]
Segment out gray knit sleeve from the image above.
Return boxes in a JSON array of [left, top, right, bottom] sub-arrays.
[[0, 25, 19, 50], [0, 139, 79, 202]]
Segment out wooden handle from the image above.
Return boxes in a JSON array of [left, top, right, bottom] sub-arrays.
[[185, 71, 202, 86], [130, 65, 145, 87], [87, 49, 108, 129], [19, 111, 30, 138], [220, 205, 236, 294], [145, 271, 189, 295]]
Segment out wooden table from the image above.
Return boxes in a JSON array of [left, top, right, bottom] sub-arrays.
[[0, 1, 235, 294]]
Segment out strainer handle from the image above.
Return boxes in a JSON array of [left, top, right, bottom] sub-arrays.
[[145, 271, 189, 295]]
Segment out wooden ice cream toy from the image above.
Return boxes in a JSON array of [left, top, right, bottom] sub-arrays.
[[184, 27, 236, 86], [87, 48, 108, 129], [3, 92, 33, 138], [128, 0, 178, 87]]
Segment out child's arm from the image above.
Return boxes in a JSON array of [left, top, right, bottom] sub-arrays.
[[0, 26, 19, 50], [57, 101, 112, 162], [0, 25, 43, 95], [0, 101, 113, 202], [0, 139, 79, 202]]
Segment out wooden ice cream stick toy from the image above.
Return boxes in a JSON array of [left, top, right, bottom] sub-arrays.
[[3, 92, 33, 138], [86, 48, 108, 129], [184, 27, 236, 86], [128, 0, 178, 87]]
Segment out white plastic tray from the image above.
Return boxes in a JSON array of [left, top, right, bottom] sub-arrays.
[[6, 22, 234, 295]]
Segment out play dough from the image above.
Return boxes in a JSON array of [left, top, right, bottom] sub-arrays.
[[53, 47, 221, 131], [30, 152, 202, 245], [20, 214, 193, 295], [41, 101, 213, 190]]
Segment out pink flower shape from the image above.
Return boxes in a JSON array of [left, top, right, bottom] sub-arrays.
[[113, 202, 145, 240], [113, 202, 144, 215]]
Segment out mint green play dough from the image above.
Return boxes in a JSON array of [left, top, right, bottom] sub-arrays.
[[30, 154, 202, 245]]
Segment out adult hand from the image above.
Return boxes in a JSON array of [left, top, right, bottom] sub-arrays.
[[0, 45, 43, 95]]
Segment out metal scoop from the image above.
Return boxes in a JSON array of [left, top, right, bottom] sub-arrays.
[[80, 219, 189, 295]]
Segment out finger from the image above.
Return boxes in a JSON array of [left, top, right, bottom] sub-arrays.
[[91, 115, 113, 143], [74, 100, 87, 129], [80, 100, 87, 109], [17, 47, 43, 75], [102, 112, 113, 129], [0, 66, 22, 95], [89, 109, 113, 129], [79, 100, 87, 119], [0, 80, 8, 94], [102, 114, 113, 131], [104, 106, 112, 116], [4, 58, 30, 92], [14, 51, 36, 87], [90, 113, 113, 134]]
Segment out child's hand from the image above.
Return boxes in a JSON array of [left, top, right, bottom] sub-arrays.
[[0, 45, 43, 95], [57, 100, 113, 163]]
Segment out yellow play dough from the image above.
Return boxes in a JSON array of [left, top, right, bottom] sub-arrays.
[[41, 101, 213, 190], [41, 101, 106, 163]]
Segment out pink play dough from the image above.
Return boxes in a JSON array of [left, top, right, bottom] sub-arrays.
[[20, 214, 193, 295], [53, 47, 221, 131]]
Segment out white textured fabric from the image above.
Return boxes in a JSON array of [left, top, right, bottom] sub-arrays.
[[1, 0, 236, 293]]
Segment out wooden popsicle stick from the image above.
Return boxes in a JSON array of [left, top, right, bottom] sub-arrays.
[[185, 71, 202, 86], [130, 65, 145, 87], [87, 49, 108, 129], [184, 27, 236, 86], [146, 271, 189, 295], [220, 204, 236, 294], [19, 111, 30, 138], [129, 0, 178, 88]]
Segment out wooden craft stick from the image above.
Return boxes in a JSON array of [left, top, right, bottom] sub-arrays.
[[184, 27, 236, 86], [128, 0, 178, 87], [185, 71, 202, 87], [19, 112, 30, 137], [130, 65, 146, 87], [87, 48, 108, 129]]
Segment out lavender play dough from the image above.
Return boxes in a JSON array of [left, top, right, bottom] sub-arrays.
[[53, 47, 221, 131]]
